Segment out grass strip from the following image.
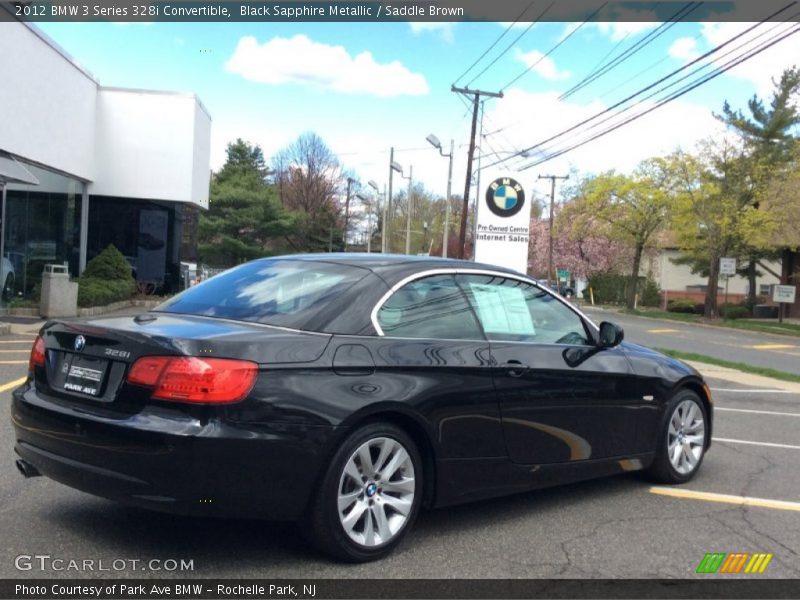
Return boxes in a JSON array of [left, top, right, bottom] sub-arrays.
[[655, 348, 800, 384]]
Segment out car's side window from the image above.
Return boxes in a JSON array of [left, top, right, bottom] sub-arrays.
[[458, 274, 592, 345], [376, 274, 483, 340]]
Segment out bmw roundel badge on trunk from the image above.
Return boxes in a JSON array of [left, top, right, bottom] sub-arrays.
[[73, 335, 85, 352], [486, 177, 525, 218]]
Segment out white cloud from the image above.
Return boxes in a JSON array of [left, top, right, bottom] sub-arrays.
[[225, 34, 429, 97], [699, 22, 800, 98], [668, 37, 700, 61], [409, 22, 455, 43], [588, 22, 658, 42], [514, 49, 571, 81]]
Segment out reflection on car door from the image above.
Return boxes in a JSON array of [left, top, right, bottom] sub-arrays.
[[458, 273, 641, 465], [371, 273, 504, 461]]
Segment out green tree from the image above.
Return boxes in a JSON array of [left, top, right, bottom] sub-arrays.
[[717, 67, 800, 302], [199, 139, 294, 266], [667, 142, 771, 317], [571, 159, 673, 309]]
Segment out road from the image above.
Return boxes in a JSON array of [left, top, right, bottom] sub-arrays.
[[1, 332, 799, 580], [583, 307, 800, 375]]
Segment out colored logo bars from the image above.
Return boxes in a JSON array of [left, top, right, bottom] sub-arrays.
[[696, 552, 773, 574]]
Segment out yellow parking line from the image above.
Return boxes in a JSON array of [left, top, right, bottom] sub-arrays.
[[0, 376, 27, 393], [751, 344, 795, 350], [647, 328, 679, 333], [650, 487, 800, 512], [0, 349, 30, 353], [0, 340, 36, 344], [0, 361, 28, 365]]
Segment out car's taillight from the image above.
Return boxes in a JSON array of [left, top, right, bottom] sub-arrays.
[[128, 356, 258, 404], [29, 336, 45, 373]]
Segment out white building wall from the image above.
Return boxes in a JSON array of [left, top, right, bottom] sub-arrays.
[[191, 102, 212, 210], [91, 88, 210, 207], [655, 249, 781, 295], [0, 22, 96, 180]]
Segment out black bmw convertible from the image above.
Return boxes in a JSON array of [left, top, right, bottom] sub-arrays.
[[12, 254, 712, 561]]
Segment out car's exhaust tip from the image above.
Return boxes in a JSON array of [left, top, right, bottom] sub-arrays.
[[16, 459, 41, 478]]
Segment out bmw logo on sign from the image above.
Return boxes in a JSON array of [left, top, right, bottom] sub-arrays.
[[486, 177, 525, 218], [74, 335, 86, 352]]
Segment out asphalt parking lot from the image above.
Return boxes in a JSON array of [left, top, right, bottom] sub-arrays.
[[1, 333, 798, 579]]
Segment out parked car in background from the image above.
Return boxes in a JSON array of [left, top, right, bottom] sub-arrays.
[[13, 254, 712, 562]]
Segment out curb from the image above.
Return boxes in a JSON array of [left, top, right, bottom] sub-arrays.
[[686, 360, 800, 393]]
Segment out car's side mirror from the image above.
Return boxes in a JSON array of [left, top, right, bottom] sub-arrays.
[[598, 321, 624, 348]]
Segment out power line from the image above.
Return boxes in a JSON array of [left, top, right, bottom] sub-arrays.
[[522, 17, 800, 167], [499, 2, 608, 92], [558, 2, 702, 101], [546, 19, 799, 155], [478, 3, 700, 143], [465, 2, 554, 88], [519, 23, 800, 169], [452, 0, 537, 86], [484, 1, 799, 170]]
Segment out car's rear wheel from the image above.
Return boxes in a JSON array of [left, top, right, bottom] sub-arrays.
[[304, 422, 422, 562], [648, 389, 708, 483]]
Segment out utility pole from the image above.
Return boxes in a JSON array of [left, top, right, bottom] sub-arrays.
[[539, 174, 569, 287], [472, 100, 486, 259], [343, 177, 353, 251], [452, 85, 503, 259], [404, 166, 413, 255]]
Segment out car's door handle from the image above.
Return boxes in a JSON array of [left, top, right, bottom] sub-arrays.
[[501, 360, 529, 377]]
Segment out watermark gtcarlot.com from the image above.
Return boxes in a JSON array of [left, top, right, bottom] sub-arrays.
[[15, 555, 195, 572]]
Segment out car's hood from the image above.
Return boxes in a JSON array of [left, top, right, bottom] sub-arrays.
[[620, 341, 701, 381]]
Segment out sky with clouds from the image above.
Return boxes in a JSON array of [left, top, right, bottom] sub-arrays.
[[36, 18, 800, 204]]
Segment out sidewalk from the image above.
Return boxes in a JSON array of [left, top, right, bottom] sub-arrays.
[[1, 304, 155, 336], [687, 360, 800, 393]]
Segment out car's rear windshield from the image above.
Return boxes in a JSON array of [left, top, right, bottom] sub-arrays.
[[154, 259, 368, 329]]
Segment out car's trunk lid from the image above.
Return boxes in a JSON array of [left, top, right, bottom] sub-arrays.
[[35, 313, 331, 408]]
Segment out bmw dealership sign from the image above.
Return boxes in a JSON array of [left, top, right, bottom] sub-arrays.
[[474, 175, 532, 274]]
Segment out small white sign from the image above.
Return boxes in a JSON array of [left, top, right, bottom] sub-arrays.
[[773, 284, 797, 304], [719, 257, 737, 276]]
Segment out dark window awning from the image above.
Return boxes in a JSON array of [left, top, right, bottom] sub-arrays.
[[0, 154, 39, 186]]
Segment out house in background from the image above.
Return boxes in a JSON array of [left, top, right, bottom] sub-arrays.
[[646, 233, 782, 307]]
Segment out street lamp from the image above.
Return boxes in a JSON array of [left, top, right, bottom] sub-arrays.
[[399, 165, 413, 254], [386, 151, 403, 253], [426, 134, 454, 258], [343, 177, 355, 251], [354, 192, 370, 252]]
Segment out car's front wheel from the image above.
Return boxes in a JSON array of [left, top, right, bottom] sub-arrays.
[[304, 422, 422, 562], [648, 389, 708, 483]]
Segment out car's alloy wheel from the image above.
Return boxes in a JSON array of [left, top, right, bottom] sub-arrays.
[[304, 422, 422, 562], [337, 436, 415, 547], [648, 389, 708, 483], [667, 399, 705, 475]]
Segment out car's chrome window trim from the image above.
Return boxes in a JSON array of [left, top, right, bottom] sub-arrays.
[[370, 267, 600, 338]]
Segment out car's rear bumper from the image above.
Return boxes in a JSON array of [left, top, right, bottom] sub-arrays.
[[11, 381, 337, 520]]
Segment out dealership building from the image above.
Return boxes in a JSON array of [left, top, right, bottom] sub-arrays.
[[0, 13, 210, 303]]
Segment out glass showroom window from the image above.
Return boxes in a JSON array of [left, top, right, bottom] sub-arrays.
[[3, 163, 83, 300]]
